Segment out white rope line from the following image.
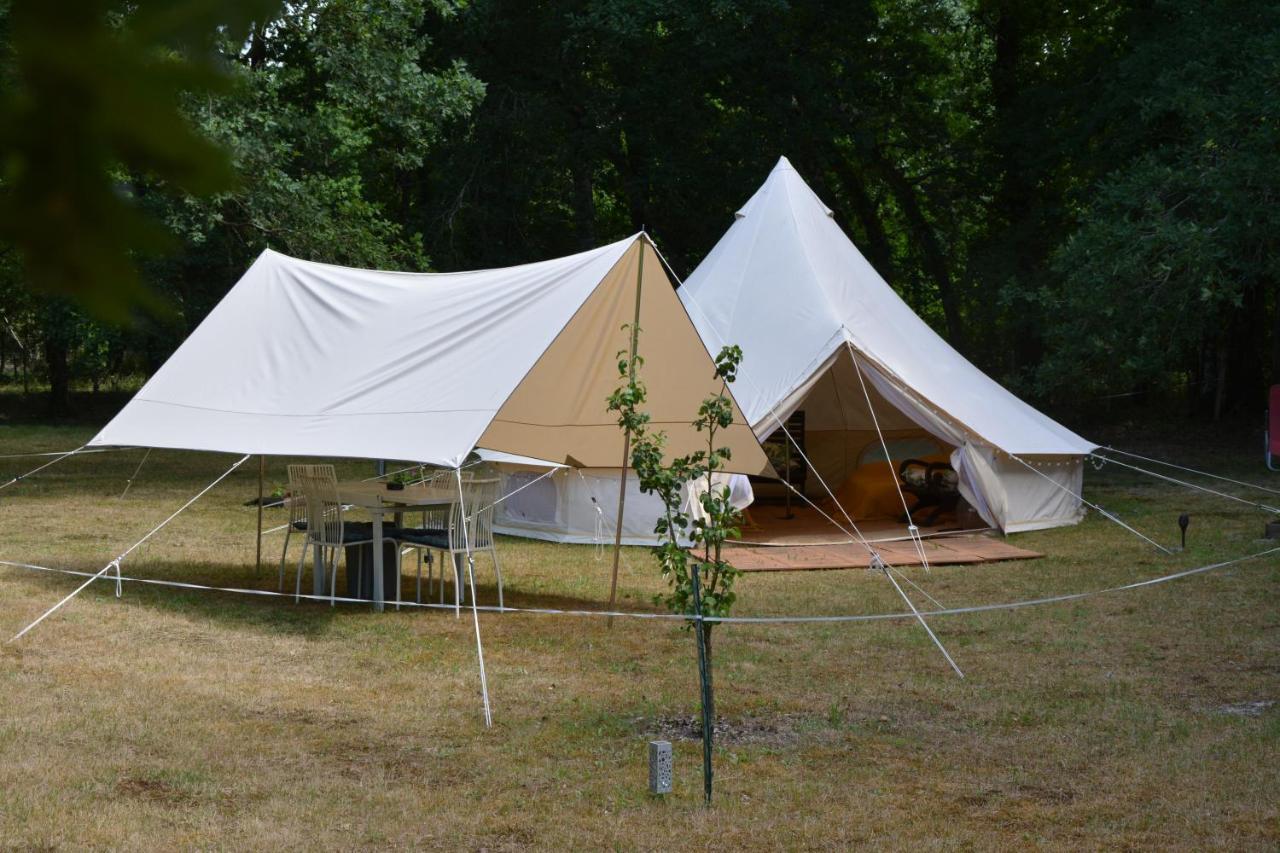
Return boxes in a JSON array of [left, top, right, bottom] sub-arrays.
[[7, 454, 251, 642], [469, 466, 560, 521], [770, 475, 924, 581], [0, 309, 25, 350], [1092, 452, 1280, 514], [119, 448, 152, 499], [713, 545, 1279, 623], [763, 451, 962, 667], [263, 466, 562, 538], [362, 457, 489, 484], [0, 558, 691, 617], [1103, 446, 1280, 498], [0, 445, 87, 491], [7, 561, 123, 643], [671, 257, 873, 544], [361, 463, 423, 483], [455, 467, 493, 728], [678, 285, 930, 643], [848, 344, 931, 571], [658, 252, 960, 665], [888, 565, 947, 610], [634, 247, 955, 673], [0, 446, 130, 460], [1008, 454, 1174, 554], [670, 350, 962, 671], [571, 470, 608, 560], [4, 545, 1272, 625], [878, 556, 963, 677]]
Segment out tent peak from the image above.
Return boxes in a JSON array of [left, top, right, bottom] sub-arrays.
[[736, 157, 834, 220]]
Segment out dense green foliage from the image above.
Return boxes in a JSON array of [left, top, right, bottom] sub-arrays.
[[0, 0, 1276, 419]]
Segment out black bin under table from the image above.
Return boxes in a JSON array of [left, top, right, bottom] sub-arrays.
[[344, 540, 399, 601]]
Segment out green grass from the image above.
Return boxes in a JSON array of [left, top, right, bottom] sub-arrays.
[[0, 422, 1277, 849]]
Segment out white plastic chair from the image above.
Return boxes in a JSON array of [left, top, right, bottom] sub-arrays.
[[397, 475, 503, 611], [294, 467, 397, 606], [403, 467, 454, 601], [280, 464, 329, 594]]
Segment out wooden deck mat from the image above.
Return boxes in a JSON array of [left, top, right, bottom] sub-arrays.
[[739, 506, 989, 546], [725, 534, 1043, 572]]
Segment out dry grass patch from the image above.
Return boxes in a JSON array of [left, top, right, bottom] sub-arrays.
[[0, 423, 1277, 849]]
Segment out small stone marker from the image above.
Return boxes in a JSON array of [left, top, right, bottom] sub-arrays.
[[648, 740, 672, 795]]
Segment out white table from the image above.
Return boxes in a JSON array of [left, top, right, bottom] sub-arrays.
[[332, 481, 456, 612]]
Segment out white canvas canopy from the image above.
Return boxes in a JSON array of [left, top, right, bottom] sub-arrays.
[[89, 234, 772, 479], [679, 157, 1097, 533]]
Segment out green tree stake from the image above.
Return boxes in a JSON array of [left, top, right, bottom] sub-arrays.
[[691, 561, 713, 805]]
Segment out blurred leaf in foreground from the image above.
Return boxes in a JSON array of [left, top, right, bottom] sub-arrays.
[[0, 0, 281, 322]]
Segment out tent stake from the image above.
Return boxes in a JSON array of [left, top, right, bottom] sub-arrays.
[[608, 239, 645, 627], [255, 455, 265, 574]]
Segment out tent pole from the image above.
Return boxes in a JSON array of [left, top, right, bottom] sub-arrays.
[[455, 466, 494, 727], [608, 240, 646, 627], [782, 437, 794, 519], [255, 455, 265, 574]]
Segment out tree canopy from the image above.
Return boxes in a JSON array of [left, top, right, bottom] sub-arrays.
[[0, 0, 1276, 419]]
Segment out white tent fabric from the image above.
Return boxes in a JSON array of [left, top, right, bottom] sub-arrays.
[[491, 462, 754, 546], [680, 157, 1096, 533], [493, 464, 673, 546], [89, 235, 772, 479]]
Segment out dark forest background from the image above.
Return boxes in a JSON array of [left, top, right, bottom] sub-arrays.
[[0, 0, 1276, 423]]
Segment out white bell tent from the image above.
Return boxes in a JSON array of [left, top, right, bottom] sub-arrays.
[[679, 157, 1097, 533]]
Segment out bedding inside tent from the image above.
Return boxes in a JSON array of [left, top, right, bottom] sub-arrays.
[[750, 344, 968, 528]]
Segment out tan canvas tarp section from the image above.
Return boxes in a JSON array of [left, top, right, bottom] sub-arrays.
[[479, 240, 772, 475]]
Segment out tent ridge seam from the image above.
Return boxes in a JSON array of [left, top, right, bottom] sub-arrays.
[[121, 398, 500, 418]]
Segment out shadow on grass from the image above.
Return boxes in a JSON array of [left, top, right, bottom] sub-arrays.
[[1, 557, 660, 639]]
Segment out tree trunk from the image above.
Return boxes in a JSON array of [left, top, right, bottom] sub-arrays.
[[571, 160, 597, 250], [828, 156, 898, 283], [986, 0, 1045, 372], [1269, 276, 1280, 390], [1213, 340, 1229, 422], [867, 147, 966, 351], [245, 21, 268, 69], [44, 335, 71, 418]]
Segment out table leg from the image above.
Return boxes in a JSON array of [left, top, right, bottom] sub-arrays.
[[372, 510, 385, 613]]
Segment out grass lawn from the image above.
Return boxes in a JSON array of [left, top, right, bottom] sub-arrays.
[[0, 421, 1277, 849]]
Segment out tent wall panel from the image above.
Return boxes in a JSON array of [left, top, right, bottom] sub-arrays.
[[480, 241, 767, 472], [494, 466, 674, 546], [492, 465, 753, 546]]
